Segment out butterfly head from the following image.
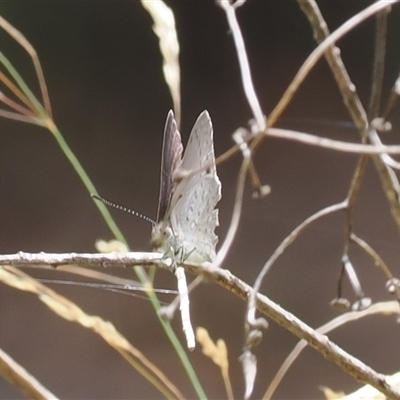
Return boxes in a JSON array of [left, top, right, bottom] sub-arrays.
[[150, 221, 174, 252]]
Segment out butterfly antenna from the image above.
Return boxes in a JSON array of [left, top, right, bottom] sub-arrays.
[[92, 194, 156, 226]]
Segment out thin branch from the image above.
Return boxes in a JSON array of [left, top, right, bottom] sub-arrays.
[[264, 301, 400, 399], [350, 234, 394, 281], [368, 9, 388, 119], [159, 276, 203, 320], [381, 71, 400, 121], [367, 127, 400, 220], [175, 265, 195, 350], [2, 253, 400, 398], [345, 156, 369, 247], [218, 0, 266, 131], [213, 130, 252, 268], [247, 201, 348, 329], [217, 0, 267, 204], [379, 152, 400, 171], [297, 0, 400, 233], [0, 265, 185, 400], [0, 251, 166, 269], [182, 120, 400, 194], [0, 346, 58, 400], [351, 233, 400, 303], [177, 262, 400, 399], [271, 0, 397, 127], [267, 127, 400, 154], [338, 155, 369, 303], [341, 254, 367, 308]]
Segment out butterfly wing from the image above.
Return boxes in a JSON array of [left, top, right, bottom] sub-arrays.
[[156, 110, 183, 223], [169, 111, 221, 262]]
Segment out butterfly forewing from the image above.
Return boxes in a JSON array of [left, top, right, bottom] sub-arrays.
[[156, 110, 183, 223]]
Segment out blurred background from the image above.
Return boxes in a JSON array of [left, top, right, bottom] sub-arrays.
[[0, 1, 400, 399]]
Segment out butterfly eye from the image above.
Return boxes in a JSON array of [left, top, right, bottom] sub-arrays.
[[150, 224, 169, 248]]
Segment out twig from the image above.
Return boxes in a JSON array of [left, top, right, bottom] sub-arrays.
[[0, 266, 185, 400], [184, 263, 400, 399], [298, 0, 400, 309], [247, 201, 348, 329], [344, 157, 369, 251], [298, 0, 400, 232], [335, 154, 369, 306], [341, 254, 368, 309], [159, 275, 203, 320], [0, 251, 166, 269], [368, 9, 388, 119], [350, 233, 400, 303], [264, 301, 400, 399], [218, 0, 265, 131], [218, 0, 267, 202], [213, 129, 252, 268], [0, 346, 58, 400], [2, 253, 400, 398], [179, 121, 400, 193], [350, 234, 393, 281], [271, 0, 396, 126], [381, 72, 400, 121], [267, 127, 400, 154], [271, 0, 396, 128], [175, 265, 195, 350]]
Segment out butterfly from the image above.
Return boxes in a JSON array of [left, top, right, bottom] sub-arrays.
[[151, 110, 221, 263]]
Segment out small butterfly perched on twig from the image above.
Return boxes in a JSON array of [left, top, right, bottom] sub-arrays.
[[92, 110, 221, 350], [151, 110, 222, 350], [151, 110, 222, 264]]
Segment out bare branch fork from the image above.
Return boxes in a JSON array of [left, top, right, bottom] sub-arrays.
[[1, 252, 400, 399], [215, 0, 400, 398]]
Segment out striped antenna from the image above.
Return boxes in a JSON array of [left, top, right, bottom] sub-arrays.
[[92, 194, 156, 226]]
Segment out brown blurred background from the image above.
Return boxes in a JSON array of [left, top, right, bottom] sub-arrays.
[[0, 1, 400, 399]]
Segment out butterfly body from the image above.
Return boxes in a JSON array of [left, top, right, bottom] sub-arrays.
[[151, 110, 221, 263]]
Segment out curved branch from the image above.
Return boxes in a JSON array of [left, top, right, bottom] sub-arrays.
[[1, 251, 400, 399]]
